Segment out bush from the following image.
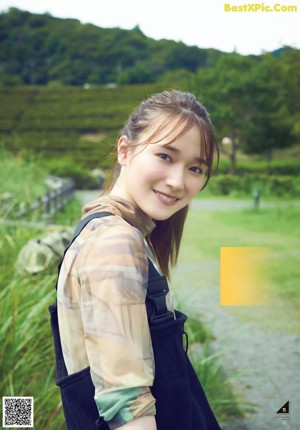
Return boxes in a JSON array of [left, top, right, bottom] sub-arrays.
[[208, 175, 243, 196], [44, 157, 100, 189], [217, 158, 300, 176], [0, 146, 47, 210], [208, 173, 300, 197]]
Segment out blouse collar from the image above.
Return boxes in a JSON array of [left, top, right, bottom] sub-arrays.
[[81, 194, 156, 237]]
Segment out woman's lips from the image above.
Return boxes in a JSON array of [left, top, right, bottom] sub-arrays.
[[153, 190, 180, 205]]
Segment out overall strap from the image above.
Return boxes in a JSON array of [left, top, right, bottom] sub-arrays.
[[72, 211, 114, 245], [147, 260, 174, 325], [55, 211, 113, 289]]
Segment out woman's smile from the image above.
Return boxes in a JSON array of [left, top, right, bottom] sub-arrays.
[[153, 190, 180, 205]]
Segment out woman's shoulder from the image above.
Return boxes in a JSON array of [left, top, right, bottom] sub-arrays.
[[73, 213, 147, 257], [67, 213, 149, 282]]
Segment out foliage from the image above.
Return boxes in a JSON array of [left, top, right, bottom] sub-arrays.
[[44, 157, 100, 189], [0, 147, 48, 216], [206, 173, 300, 197], [0, 204, 80, 429], [217, 157, 300, 176], [186, 51, 299, 163], [0, 144, 82, 428], [0, 8, 215, 86], [279, 48, 300, 141]]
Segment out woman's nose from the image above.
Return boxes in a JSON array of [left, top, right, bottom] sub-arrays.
[[165, 166, 185, 191]]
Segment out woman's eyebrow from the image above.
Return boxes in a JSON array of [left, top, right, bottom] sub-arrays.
[[158, 144, 208, 166]]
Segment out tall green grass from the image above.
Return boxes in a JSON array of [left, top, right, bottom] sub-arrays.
[[0, 148, 48, 218], [0, 221, 64, 429], [0, 152, 81, 429]]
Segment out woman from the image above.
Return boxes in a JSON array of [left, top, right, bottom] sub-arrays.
[[50, 90, 221, 429]]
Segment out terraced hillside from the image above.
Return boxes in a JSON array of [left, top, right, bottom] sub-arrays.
[[0, 84, 166, 169]]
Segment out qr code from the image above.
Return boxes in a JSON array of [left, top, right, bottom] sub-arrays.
[[2, 397, 34, 428]]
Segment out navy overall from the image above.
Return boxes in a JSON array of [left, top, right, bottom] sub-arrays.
[[49, 212, 221, 430]]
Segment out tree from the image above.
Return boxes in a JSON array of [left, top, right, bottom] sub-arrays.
[[279, 48, 300, 142], [187, 52, 294, 171]]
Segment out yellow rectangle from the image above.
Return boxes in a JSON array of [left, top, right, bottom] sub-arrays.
[[220, 247, 271, 306]]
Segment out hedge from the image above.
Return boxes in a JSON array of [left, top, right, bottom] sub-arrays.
[[208, 174, 300, 197]]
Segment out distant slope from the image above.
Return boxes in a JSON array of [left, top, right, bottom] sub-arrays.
[[0, 7, 224, 86]]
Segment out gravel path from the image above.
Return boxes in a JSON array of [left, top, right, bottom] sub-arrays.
[[77, 191, 300, 429]]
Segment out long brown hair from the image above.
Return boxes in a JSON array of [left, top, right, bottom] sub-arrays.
[[104, 90, 218, 278]]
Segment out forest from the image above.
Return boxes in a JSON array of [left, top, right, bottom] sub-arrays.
[[0, 7, 222, 86]]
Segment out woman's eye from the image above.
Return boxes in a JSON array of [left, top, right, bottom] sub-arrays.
[[157, 153, 172, 162], [190, 166, 204, 174]]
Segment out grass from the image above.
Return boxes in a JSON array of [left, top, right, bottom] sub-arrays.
[[0, 148, 48, 218], [174, 201, 300, 334], [0, 152, 82, 429], [0, 222, 64, 429], [0, 196, 82, 429]]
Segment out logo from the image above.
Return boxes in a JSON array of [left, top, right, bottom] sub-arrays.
[[276, 401, 290, 420]]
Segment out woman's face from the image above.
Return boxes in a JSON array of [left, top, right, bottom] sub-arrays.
[[114, 119, 208, 221]]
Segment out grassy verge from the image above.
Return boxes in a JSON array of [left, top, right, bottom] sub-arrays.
[[0, 149, 81, 429], [176, 200, 300, 333], [0, 148, 48, 218], [0, 192, 82, 430]]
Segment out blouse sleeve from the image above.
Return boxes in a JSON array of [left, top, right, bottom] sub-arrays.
[[75, 220, 156, 429]]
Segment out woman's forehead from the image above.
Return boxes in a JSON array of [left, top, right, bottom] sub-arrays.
[[141, 113, 198, 143]]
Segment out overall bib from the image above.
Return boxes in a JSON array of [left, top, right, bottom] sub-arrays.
[[49, 212, 221, 430]]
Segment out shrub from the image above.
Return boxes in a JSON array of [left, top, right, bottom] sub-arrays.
[[208, 175, 242, 196], [217, 158, 300, 176], [44, 157, 100, 189], [208, 174, 300, 197]]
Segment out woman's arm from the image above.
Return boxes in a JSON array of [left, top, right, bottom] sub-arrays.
[[77, 221, 156, 428], [116, 416, 156, 430]]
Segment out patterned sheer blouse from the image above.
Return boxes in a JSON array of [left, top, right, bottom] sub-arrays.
[[57, 195, 159, 429]]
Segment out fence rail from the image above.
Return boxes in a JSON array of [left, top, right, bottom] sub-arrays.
[[15, 178, 75, 218]]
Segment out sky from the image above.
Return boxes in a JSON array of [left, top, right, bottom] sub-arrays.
[[0, 0, 299, 55]]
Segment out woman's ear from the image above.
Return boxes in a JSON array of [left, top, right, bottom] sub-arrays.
[[117, 135, 129, 166]]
